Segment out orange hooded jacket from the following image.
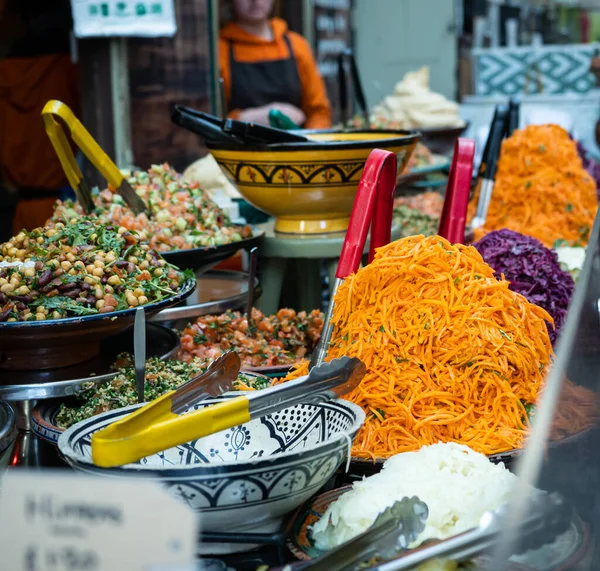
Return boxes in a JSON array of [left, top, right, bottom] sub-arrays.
[[219, 18, 331, 129], [0, 53, 79, 233]]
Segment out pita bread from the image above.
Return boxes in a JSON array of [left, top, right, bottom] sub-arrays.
[[182, 154, 241, 199]]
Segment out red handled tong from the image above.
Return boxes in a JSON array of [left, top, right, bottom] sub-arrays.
[[309, 149, 397, 370], [438, 138, 476, 244]]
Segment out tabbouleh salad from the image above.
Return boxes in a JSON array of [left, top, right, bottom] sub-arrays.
[[55, 356, 269, 429]]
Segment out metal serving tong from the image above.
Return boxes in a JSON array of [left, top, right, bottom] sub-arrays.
[[437, 138, 476, 243], [223, 118, 312, 144], [171, 105, 240, 146], [507, 98, 520, 137], [338, 48, 369, 127], [304, 497, 429, 571], [134, 307, 146, 404], [171, 105, 311, 145], [91, 355, 366, 468], [91, 351, 241, 467], [309, 149, 398, 370], [42, 100, 147, 215], [372, 491, 571, 571], [471, 104, 509, 229]]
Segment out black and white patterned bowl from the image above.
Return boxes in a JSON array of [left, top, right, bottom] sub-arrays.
[[58, 396, 365, 551]]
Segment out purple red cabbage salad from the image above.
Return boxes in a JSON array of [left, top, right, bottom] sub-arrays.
[[576, 140, 600, 200], [473, 229, 575, 345]]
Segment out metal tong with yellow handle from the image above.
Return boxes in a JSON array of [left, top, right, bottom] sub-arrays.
[[41, 100, 147, 215], [91, 356, 366, 468], [92, 351, 241, 467]]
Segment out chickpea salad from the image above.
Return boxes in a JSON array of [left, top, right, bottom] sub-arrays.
[[179, 308, 324, 368], [51, 163, 254, 253], [0, 219, 191, 322], [55, 357, 270, 428]]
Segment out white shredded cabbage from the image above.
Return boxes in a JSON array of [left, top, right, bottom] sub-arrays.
[[311, 442, 518, 550]]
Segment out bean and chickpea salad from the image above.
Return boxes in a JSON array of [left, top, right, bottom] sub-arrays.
[[0, 218, 191, 323]]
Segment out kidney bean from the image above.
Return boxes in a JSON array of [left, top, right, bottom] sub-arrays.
[[65, 288, 82, 299], [34, 261, 44, 271], [16, 302, 26, 311], [12, 295, 32, 304], [0, 308, 11, 322], [81, 282, 91, 291], [58, 282, 78, 292], [0, 293, 6, 304], [37, 269, 53, 287], [127, 262, 136, 274], [115, 261, 129, 268], [101, 275, 108, 284]]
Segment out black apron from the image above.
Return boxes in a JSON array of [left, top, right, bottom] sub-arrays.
[[228, 34, 303, 112]]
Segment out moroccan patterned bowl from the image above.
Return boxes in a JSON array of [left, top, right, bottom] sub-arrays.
[[57, 396, 365, 553], [207, 130, 419, 234]]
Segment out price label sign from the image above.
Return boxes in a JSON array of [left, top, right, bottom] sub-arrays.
[[0, 470, 198, 571], [70, 1, 177, 38]]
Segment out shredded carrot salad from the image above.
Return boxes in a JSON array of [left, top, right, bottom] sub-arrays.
[[469, 124, 598, 247], [279, 235, 556, 459]]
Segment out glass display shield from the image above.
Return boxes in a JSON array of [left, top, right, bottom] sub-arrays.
[[490, 207, 600, 569]]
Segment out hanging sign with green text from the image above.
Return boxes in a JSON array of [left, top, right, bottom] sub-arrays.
[[70, 1, 177, 38]]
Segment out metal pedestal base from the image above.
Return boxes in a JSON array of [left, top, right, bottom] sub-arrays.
[[9, 401, 66, 467]]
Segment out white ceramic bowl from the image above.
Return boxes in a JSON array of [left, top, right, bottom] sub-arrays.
[[58, 396, 365, 553]]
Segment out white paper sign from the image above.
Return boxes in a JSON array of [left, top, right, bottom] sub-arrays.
[[0, 471, 198, 571], [70, 1, 177, 38]]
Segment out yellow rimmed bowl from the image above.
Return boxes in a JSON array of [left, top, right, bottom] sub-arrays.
[[207, 130, 419, 234]]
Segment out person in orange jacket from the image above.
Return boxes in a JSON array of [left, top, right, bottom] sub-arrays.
[[219, 0, 332, 129]]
